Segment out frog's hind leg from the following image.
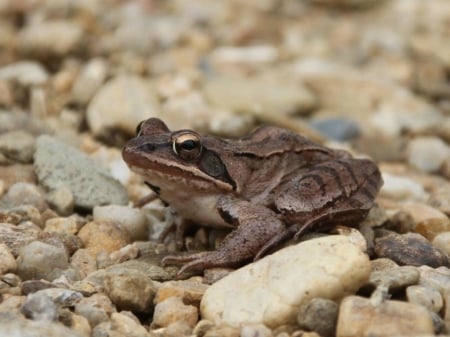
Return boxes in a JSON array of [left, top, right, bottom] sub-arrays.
[[162, 200, 285, 277]]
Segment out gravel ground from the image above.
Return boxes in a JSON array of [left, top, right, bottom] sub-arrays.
[[0, 1, 449, 336]]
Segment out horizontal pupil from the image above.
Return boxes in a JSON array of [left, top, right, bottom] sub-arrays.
[[181, 140, 197, 150]]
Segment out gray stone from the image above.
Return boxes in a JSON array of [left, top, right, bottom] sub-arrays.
[[34, 135, 128, 210], [17, 241, 69, 281], [86, 75, 159, 137], [21, 292, 58, 321], [0, 182, 48, 212], [310, 117, 360, 141], [297, 298, 338, 337], [0, 222, 40, 256], [75, 293, 115, 328]]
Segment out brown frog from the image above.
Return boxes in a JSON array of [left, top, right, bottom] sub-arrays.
[[122, 118, 383, 276]]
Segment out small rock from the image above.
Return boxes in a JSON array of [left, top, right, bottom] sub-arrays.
[[38, 231, 83, 256], [0, 295, 25, 315], [103, 268, 156, 313], [203, 74, 316, 116], [418, 265, 450, 295], [0, 164, 36, 190], [70, 58, 108, 105], [374, 232, 450, 268], [21, 280, 54, 295], [152, 296, 198, 329], [34, 135, 129, 210], [336, 296, 434, 337], [210, 45, 279, 66], [70, 313, 92, 337], [366, 266, 420, 293], [154, 277, 209, 306], [0, 222, 40, 256], [0, 317, 83, 337], [17, 20, 84, 58], [0, 61, 49, 86], [21, 292, 57, 321], [370, 258, 399, 271], [46, 186, 75, 216], [432, 232, 450, 257], [415, 218, 450, 241], [0, 182, 48, 212], [17, 241, 69, 281], [110, 312, 150, 337], [201, 235, 370, 328], [75, 293, 116, 328], [108, 243, 139, 265], [86, 75, 159, 137], [406, 285, 443, 313], [0, 242, 17, 274], [428, 184, 450, 216], [297, 298, 338, 337], [70, 248, 97, 279], [379, 173, 428, 202], [310, 117, 360, 141], [78, 220, 131, 258], [106, 259, 171, 282], [44, 215, 84, 236], [407, 137, 450, 173], [93, 205, 149, 241], [0, 130, 36, 163], [401, 202, 449, 224]]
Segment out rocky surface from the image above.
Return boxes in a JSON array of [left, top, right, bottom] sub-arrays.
[[0, 0, 449, 336]]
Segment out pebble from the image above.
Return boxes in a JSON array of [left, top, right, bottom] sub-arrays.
[[407, 137, 450, 173], [86, 75, 160, 137], [70, 58, 108, 105], [34, 135, 129, 210], [78, 220, 131, 258], [203, 74, 316, 116], [310, 117, 360, 141], [366, 266, 420, 293], [103, 267, 156, 313], [432, 232, 450, 257], [336, 296, 434, 337], [0, 164, 36, 190], [0, 130, 36, 164], [406, 285, 443, 313], [0, 221, 41, 255], [44, 215, 84, 235], [0, 242, 17, 274], [110, 311, 151, 337], [45, 186, 75, 216], [93, 205, 149, 241], [379, 173, 428, 202], [201, 235, 370, 328], [70, 313, 92, 337], [21, 280, 53, 295], [70, 248, 97, 279], [21, 292, 58, 321], [75, 293, 116, 328], [428, 185, 450, 216], [16, 241, 69, 281], [0, 61, 49, 86], [152, 296, 198, 329], [17, 20, 84, 58], [297, 298, 338, 337], [374, 232, 450, 268], [0, 182, 48, 212], [154, 277, 208, 306], [415, 218, 450, 241], [418, 266, 450, 295], [0, 317, 84, 337]]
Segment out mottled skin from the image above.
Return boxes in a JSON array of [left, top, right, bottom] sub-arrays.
[[122, 118, 383, 276]]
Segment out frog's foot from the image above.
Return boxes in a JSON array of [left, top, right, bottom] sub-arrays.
[[162, 251, 238, 278], [158, 219, 192, 250]]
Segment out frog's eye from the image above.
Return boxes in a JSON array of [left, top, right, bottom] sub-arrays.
[[173, 132, 202, 161], [135, 120, 145, 136]]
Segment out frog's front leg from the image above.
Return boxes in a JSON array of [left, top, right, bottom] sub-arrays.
[[161, 199, 285, 277]]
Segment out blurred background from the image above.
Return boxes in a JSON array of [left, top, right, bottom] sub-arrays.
[[0, 0, 449, 168]]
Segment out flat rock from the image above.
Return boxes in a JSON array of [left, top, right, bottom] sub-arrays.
[[34, 135, 128, 210], [374, 232, 450, 268], [86, 74, 159, 137], [200, 235, 370, 328], [336, 296, 434, 337]]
